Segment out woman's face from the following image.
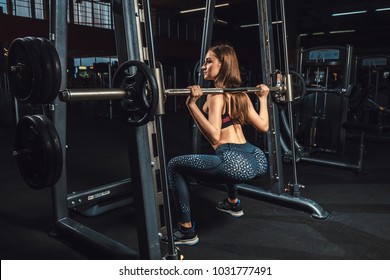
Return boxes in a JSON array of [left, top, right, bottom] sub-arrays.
[[202, 51, 221, 81]]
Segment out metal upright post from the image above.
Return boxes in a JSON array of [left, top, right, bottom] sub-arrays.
[[142, 0, 180, 260], [111, 0, 161, 260], [50, 0, 69, 223], [339, 45, 354, 155], [192, 0, 215, 154], [256, 0, 284, 194], [197, 0, 215, 86], [279, 0, 301, 195]]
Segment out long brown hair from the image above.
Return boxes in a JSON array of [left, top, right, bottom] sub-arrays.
[[209, 44, 249, 125]]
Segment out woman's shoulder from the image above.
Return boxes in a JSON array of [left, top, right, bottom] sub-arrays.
[[207, 92, 225, 102], [206, 93, 226, 112]]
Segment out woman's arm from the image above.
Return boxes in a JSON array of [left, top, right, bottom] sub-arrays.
[[246, 84, 269, 133], [186, 85, 224, 145]]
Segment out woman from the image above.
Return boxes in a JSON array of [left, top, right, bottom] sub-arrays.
[[166, 44, 269, 245]]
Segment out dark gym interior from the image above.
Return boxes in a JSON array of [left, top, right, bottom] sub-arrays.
[[1, 0, 390, 260]]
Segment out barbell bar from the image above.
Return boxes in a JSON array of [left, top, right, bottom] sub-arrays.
[[59, 85, 287, 102], [165, 86, 287, 96], [305, 86, 351, 94]]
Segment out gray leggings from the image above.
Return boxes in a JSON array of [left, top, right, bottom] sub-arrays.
[[167, 142, 268, 223]]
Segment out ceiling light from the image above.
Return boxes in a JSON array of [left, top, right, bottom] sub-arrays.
[[329, 30, 355, 34], [239, 21, 281, 28], [215, 19, 228, 25], [312, 32, 325, 36], [240, 23, 259, 28], [375, 7, 390, 12], [299, 33, 308, 37], [180, 3, 229, 14], [331, 10, 367, 17]]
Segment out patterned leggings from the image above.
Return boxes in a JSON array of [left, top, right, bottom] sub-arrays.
[[167, 142, 268, 223]]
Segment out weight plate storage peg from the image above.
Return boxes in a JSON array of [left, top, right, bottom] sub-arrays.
[[13, 115, 63, 189], [112, 60, 159, 126]]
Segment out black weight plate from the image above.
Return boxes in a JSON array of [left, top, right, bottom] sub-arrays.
[[40, 38, 61, 103], [35, 115, 63, 187], [26, 37, 53, 104], [14, 115, 56, 189], [7, 38, 41, 103], [21, 38, 45, 103], [32, 115, 58, 188], [112, 60, 159, 126]]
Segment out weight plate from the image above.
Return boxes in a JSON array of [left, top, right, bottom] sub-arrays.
[[40, 38, 62, 103], [14, 115, 60, 189], [7, 37, 42, 103], [26, 37, 54, 104], [112, 60, 159, 126], [35, 115, 63, 187]]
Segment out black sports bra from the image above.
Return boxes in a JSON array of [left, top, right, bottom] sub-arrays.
[[203, 97, 233, 129], [221, 113, 233, 129], [203, 111, 234, 129]]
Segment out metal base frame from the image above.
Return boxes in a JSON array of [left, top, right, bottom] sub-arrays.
[[236, 184, 329, 219]]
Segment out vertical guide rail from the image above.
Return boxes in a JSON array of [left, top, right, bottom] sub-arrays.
[[257, 0, 284, 193], [50, 0, 69, 223], [196, 0, 215, 86], [339, 45, 353, 155], [279, 0, 300, 194], [111, 0, 161, 259], [141, 0, 180, 260], [192, 0, 215, 154]]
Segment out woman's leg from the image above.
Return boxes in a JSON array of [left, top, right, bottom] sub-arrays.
[[225, 184, 238, 202], [167, 153, 223, 224], [166, 153, 224, 245]]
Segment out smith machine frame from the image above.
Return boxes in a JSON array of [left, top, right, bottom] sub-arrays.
[[40, 0, 328, 260]]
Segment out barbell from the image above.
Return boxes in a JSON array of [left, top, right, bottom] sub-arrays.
[[6, 36, 301, 187], [58, 60, 305, 126], [7, 36, 306, 126]]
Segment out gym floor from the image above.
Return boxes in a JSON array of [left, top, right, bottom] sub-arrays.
[[1, 101, 390, 260]]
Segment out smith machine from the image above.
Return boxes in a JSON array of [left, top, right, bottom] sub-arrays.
[[8, 0, 329, 260], [10, 0, 163, 260]]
